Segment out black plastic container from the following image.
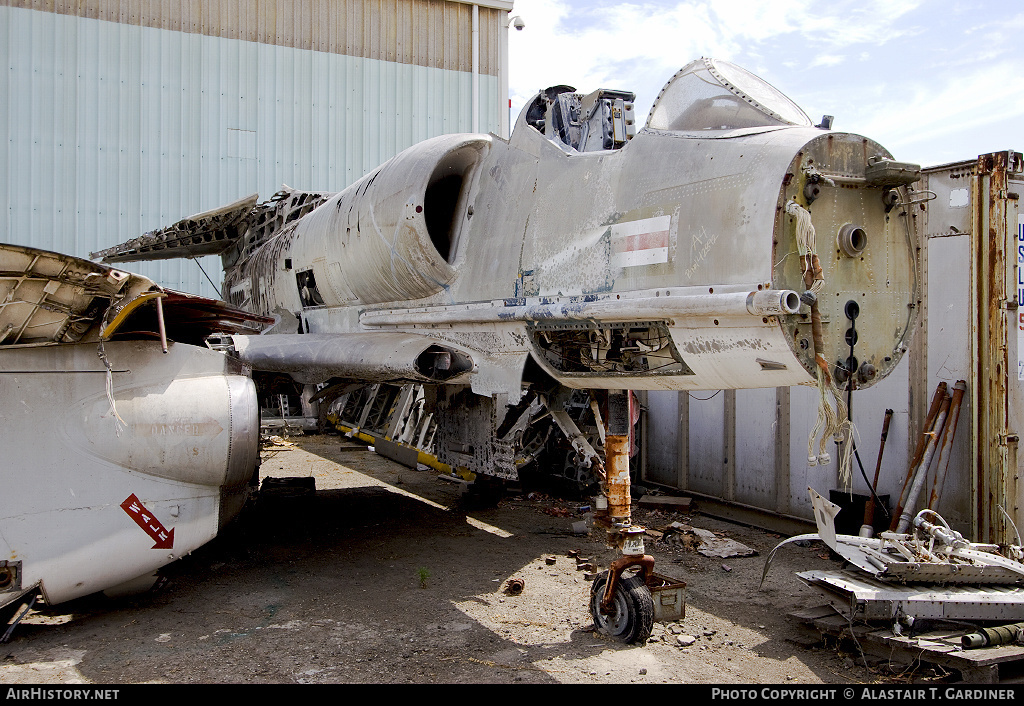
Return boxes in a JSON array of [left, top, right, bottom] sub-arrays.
[[829, 490, 890, 536]]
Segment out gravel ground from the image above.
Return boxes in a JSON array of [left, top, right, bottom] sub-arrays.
[[0, 433, 940, 684]]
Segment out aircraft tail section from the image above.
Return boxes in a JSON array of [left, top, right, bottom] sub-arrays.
[[0, 340, 260, 609]]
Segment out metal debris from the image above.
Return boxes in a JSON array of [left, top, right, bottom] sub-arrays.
[[962, 623, 1024, 649], [766, 488, 1024, 625], [661, 522, 758, 558]]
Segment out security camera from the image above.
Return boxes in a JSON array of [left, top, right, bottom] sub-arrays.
[[512, 16, 525, 30]]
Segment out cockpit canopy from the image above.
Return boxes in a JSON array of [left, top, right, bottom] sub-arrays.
[[646, 58, 812, 132]]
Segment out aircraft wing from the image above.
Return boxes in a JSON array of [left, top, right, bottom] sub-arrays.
[[90, 193, 259, 263], [91, 187, 335, 265], [0, 243, 272, 348]]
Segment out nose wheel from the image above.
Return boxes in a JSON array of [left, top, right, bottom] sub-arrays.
[[589, 569, 654, 644], [588, 389, 656, 645]]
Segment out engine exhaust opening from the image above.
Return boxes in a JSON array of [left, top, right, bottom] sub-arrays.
[[424, 145, 484, 263]]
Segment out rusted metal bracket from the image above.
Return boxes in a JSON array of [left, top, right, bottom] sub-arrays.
[[600, 554, 656, 613]]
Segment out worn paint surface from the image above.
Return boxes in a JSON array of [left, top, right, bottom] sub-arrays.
[[644, 153, 1024, 538], [0, 340, 260, 607], [89, 59, 922, 499], [0, 244, 267, 609], [98, 58, 920, 401]]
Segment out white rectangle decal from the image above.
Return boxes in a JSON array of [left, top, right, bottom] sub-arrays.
[[609, 215, 671, 268]]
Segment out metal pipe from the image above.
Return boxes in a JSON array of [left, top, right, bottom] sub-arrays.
[[963, 622, 1024, 649], [155, 294, 167, 354], [605, 434, 631, 523], [890, 382, 947, 531], [895, 393, 951, 533], [927, 380, 967, 511], [499, 13, 510, 139], [472, 4, 479, 133], [603, 389, 632, 527], [859, 408, 893, 537], [361, 289, 802, 328]]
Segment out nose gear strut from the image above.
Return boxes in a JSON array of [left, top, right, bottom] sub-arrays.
[[589, 389, 656, 644]]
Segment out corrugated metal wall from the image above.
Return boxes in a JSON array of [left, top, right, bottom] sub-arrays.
[[1, 0, 504, 74], [1, 1, 504, 296], [642, 374, 912, 527]]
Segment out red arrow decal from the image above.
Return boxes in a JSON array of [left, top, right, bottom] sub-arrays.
[[121, 494, 175, 549]]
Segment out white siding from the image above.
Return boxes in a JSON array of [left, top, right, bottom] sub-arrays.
[[1, 5, 501, 296]]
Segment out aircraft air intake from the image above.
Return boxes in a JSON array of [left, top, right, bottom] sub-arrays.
[[284, 135, 491, 307]]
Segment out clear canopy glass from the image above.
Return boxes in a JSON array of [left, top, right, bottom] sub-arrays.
[[646, 58, 812, 132]]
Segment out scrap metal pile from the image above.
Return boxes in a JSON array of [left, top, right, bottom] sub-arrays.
[[765, 487, 1024, 629], [765, 377, 1024, 635]]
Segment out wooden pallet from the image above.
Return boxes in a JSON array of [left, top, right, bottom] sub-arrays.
[[790, 604, 1024, 683]]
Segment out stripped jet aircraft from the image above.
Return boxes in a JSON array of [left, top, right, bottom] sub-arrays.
[[3, 58, 921, 643]]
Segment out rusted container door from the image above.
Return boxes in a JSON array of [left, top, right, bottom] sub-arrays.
[[971, 153, 1023, 543]]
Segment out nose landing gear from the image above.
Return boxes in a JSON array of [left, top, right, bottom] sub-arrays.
[[590, 564, 655, 644], [589, 390, 656, 644]]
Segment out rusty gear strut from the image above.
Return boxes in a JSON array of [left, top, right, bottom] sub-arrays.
[[593, 390, 657, 616]]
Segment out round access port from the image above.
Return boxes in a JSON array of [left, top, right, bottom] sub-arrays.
[[837, 223, 868, 257], [0, 566, 13, 589]]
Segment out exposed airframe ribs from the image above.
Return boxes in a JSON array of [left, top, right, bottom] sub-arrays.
[[90, 188, 335, 265]]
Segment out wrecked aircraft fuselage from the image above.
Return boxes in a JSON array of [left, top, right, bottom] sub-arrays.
[[92, 58, 923, 642], [99, 59, 920, 403], [0, 245, 269, 615]]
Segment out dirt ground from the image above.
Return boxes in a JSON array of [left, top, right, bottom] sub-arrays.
[[0, 432, 938, 684]]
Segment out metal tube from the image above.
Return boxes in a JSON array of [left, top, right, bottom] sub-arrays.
[[963, 622, 1024, 649], [472, 4, 479, 133], [360, 289, 802, 327], [603, 389, 633, 526], [896, 394, 952, 533], [859, 408, 893, 537], [890, 382, 947, 531], [605, 434, 631, 523], [927, 380, 967, 511], [155, 294, 167, 354]]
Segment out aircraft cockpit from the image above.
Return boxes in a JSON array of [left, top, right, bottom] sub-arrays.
[[646, 57, 813, 133], [519, 57, 821, 152], [524, 85, 638, 153]]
